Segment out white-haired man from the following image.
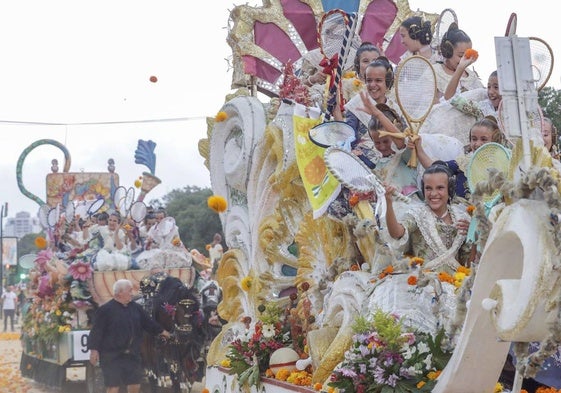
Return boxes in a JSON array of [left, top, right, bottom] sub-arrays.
[[88, 279, 170, 393]]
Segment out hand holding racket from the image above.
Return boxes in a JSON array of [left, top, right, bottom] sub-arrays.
[[394, 55, 437, 167]]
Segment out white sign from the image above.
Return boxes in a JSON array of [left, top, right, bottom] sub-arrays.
[[72, 330, 90, 361]]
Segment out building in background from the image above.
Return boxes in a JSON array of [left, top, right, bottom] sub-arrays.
[[3, 211, 41, 239]]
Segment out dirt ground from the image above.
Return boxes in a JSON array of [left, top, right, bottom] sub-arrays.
[[0, 319, 204, 393]]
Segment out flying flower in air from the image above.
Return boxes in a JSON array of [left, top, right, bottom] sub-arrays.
[[35, 236, 48, 250], [215, 111, 228, 122], [207, 195, 227, 213]]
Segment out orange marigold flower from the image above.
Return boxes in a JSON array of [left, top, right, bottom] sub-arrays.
[[438, 271, 454, 284], [35, 236, 47, 249], [417, 381, 426, 388], [171, 236, 181, 246], [457, 265, 471, 275], [205, 244, 211, 251], [384, 265, 394, 274], [407, 275, 418, 285], [349, 193, 360, 207], [134, 178, 142, 188], [466, 205, 476, 215], [427, 370, 442, 380], [207, 195, 228, 213], [265, 368, 275, 378], [202, 389, 210, 393], [465, 48, 479, 60], [276, 368, 291, 381], [409, 257, 424, 267], [314, 382, 323, 391], [350, 264, 360, 271], [215, 111, 228, 122]]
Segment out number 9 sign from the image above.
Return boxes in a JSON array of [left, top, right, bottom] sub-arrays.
[[72, 330, 91, 361]]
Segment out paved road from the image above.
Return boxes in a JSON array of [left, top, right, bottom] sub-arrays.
[[0, 320, 204, 393]]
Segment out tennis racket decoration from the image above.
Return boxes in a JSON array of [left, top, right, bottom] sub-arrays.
[[505, 12, 517, 37], [466, 142, 511, 243], [394, 55, 437, 167], [432, 8, 458, 58], [497, 100, 544, 148], [317, 9, 358, 120], [528, 37, 554, 91], [324, 146, 410, 227], [65, 201, 75, 224], [308, 121, 356, 149]]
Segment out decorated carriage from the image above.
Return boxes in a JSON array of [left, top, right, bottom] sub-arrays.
[[198, 1, 561, 393], [16, 139, 221, 393]]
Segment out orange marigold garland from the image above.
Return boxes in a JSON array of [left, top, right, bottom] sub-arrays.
[[207, 195, 227, 213], [407, 275, 418, 286]]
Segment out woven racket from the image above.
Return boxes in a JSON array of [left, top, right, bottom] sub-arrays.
[[394, 55, 437, 167], [309, 121, 356, 149], [505, 12, 517, 37], [466, 142, 511, 206], [432, 8, 458, 57], [529, 36, 554, 91]]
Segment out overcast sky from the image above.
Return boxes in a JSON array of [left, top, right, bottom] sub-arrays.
[[0, 0, 558, 219]]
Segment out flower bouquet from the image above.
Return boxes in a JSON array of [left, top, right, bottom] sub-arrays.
[[328, 309, 453, 393], [225, 303, 293, 388]]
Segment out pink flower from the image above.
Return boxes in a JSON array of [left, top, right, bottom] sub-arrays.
[[68, 260, 93, 281], [35, 249, 54, 272]]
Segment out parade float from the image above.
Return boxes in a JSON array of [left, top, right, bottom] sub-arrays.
[[199, 1, 561, 393], [16, 139, 216, 393]]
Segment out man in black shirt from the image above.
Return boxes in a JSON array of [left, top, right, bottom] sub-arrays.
[[88, 279, 170, 393]]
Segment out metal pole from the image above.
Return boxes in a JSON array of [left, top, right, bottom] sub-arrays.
[[0, 202, 7, 297]]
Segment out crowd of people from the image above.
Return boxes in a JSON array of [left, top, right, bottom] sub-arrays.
[[295, 14, 559, 392], [50, 205, 224, 276]]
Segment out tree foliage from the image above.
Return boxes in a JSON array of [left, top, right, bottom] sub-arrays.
[[160, 185, 224, 254], [539, 86, 561, 146], [18, 232, 44, 257]]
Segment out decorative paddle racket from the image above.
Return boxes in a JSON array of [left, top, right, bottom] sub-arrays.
[[432, 8, 458, 58], [394, 55, 437, 167], [317, 9, 358, 119], [497, 100, 544, 147], [467, 142, 512, 207], [528, 37, 554, 91], [505, 12, 517, 37], [308, 120, 356, 149], [324, 146, 410, 226], [466, 142, 511, 244]]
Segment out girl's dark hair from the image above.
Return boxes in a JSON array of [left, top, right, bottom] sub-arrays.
[[468, 116, 505, 150], [353, 42, 381, 75], [440, 22, 471, 59], [401, 16, 433, 45], [368, 103, 405, 134], [421, 161, 456, 201], [366, 56, 394, 89]]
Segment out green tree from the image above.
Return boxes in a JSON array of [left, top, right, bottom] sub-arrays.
[[18, 232, 44, 257], [160, 186, 224, 254], [539, 86, 561, 146]]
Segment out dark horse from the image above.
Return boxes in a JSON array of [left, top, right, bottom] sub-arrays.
[[139, 271, 206, 393]]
